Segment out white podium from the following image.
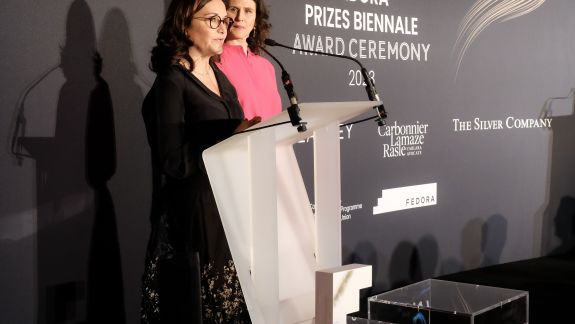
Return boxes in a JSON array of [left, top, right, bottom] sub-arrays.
[[203, 101, 380, 324]]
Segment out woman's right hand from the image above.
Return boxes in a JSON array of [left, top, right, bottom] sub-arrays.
[[234, 116, 262, 133]]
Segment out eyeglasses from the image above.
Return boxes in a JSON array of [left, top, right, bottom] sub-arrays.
[[193, 15, 234, 29]]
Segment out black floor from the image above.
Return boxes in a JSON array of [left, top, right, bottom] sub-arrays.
[[348, 250, 575, 323], [439, 250, 575, 323]]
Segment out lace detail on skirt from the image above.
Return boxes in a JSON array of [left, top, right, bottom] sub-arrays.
[[141, 214, 173, 324], [201, 260, 250, 323], [141, 256, 160, 324], [141, 255, 250, 323]]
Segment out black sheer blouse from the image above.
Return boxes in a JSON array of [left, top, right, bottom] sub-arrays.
[[143, 62, 244, 180]]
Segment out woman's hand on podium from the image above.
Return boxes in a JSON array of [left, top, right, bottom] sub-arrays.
[[235, 116, 262, 133]]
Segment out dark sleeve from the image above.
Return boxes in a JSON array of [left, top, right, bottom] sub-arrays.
[[185, 64, 243, 149], [155, 70, 198, 179]]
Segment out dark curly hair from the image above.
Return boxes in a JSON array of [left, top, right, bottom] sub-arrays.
[[223, 0, 271, 55], [150, 0, 213, 72]]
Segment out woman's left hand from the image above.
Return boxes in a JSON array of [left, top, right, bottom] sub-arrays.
[[234, 116, 262, 133]]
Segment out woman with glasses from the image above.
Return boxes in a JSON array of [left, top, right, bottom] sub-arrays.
[[141, 0, 258, 322], [217, 0, 282, 121]]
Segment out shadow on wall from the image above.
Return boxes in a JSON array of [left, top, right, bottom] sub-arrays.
[[548, 196, 575, 256], [346, 235, 439, 314], [85, 16, 126, 324], [540, 90, 575, 256], [440, 218, 482, 274], [388, 235, 439, 290], [11, 0, 125, 323], [98, 7, 147, 324], [481, 214, 508, 267], [441, 215, 508, 275], [416, 235, 439, 280]]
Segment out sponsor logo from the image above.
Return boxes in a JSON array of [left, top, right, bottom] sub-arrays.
[[296, 124, 354, 144], [310, 203, 363, 221], [378, 121, 429, 158], [341, 204, 363, 221], [452, 117, 553, 132], [373, 183, 437, 214]]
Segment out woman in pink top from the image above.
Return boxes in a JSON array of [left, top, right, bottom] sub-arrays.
[[218, 0, 282, 120]]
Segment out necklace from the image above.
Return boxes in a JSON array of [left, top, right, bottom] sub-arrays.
[[194, 67, 220, 96], [193, 63, 212, 77], [193, 69, 210, 76]]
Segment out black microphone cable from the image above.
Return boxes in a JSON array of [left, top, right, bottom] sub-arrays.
[[247, 38, 307, 132], [265, 38, 388, 126]]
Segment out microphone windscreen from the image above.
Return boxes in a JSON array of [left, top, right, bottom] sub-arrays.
[[264, 38, 277, 46]]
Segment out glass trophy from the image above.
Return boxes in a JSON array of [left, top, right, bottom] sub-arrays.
[[367, 279, 528, 324]]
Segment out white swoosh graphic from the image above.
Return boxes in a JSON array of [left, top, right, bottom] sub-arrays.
[[453, 0, 545, 79]]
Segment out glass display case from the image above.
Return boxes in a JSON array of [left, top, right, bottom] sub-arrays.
[[367, 279, 528, 324]]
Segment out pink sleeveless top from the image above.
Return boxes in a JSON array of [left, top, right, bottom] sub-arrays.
[[217, 44, 282, 120]]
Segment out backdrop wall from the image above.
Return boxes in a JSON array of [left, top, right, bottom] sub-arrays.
[[1, 0, 574, 323]]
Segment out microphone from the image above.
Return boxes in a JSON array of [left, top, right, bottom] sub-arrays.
[[264, 38, 388, 126], [248, 38, 307, 132]]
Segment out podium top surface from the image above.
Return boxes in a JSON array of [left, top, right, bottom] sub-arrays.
[[205, 101, 381, 152]]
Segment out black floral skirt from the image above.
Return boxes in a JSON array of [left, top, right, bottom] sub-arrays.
[[141, 250, 250, 323], [140, 182, 251, 324]]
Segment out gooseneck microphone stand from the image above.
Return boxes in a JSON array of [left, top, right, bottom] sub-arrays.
[[248, 38, 307, 132], [264, 38, 388, 126]]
